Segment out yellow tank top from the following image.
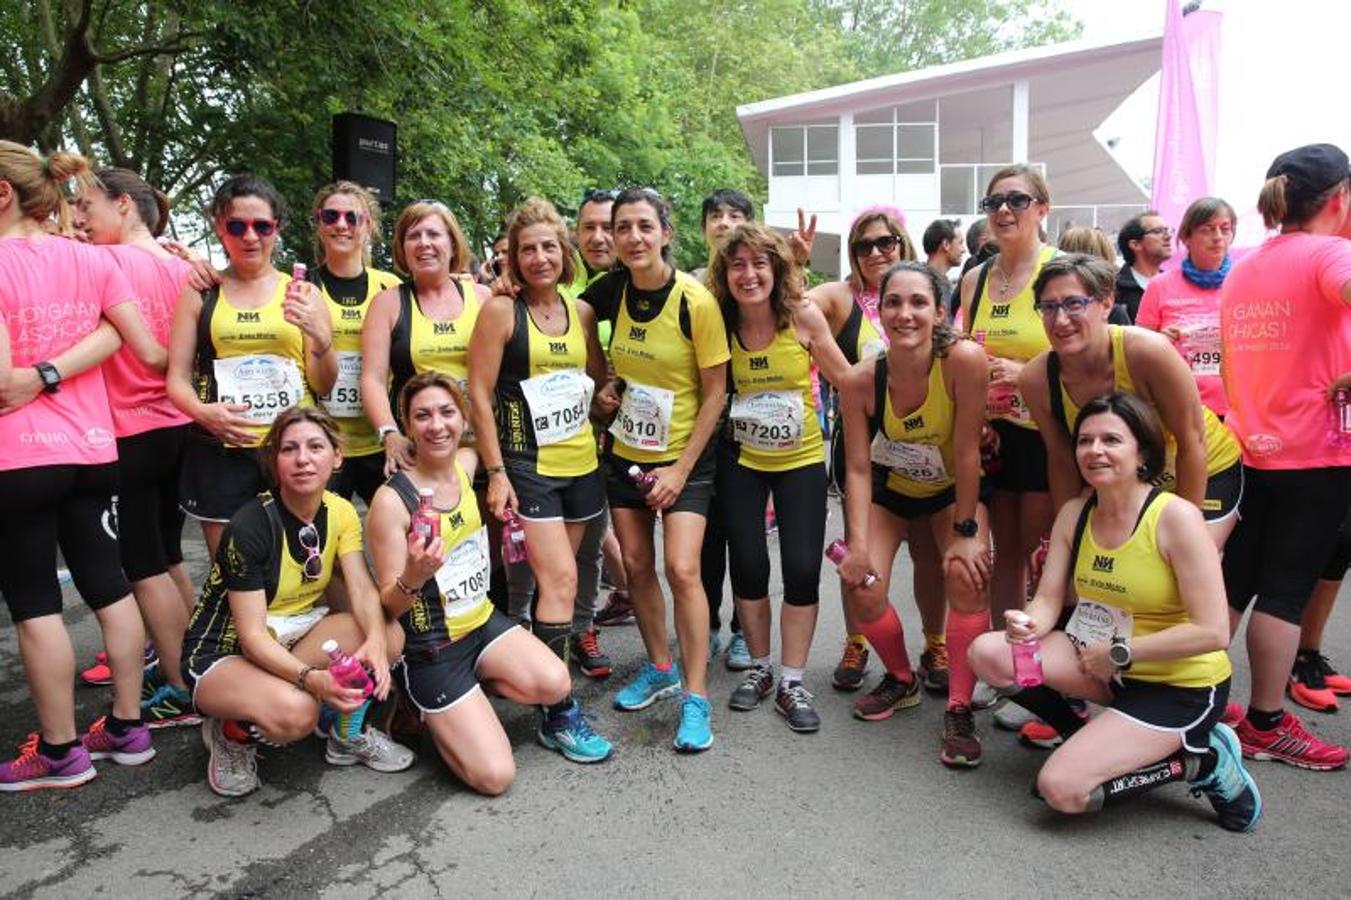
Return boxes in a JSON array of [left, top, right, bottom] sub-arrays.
[[410, 279, 479, 382], [872, 355, 957, 498], [1055, 326, 1242, 492], [270, 491, 364, 618], [969, 245, 1058, 430], [435, 460, 493, 640], [729, 324, 823, 472], [1073, 492, 1232, 687], [318, 267, 401, 456], [608, 272, 730, 464]]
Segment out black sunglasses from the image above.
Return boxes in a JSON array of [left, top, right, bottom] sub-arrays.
[[297, 522, 324, 583], [851, 234, 900, 258], [316, 209, 361, 227], [979, 192, 1036, 213], [225, 218, 278, 238]]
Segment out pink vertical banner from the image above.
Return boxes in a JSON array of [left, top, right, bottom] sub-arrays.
[[1182, 10, 1221, 169], [1151, 0, 1217, 230]]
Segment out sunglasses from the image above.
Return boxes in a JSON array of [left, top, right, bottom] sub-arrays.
[[851, 234, 900, 258], [979, 192, 1036, 213], [316, 209, 362, 227], [224, 218, 278, 238], [1033, 295, 1098, 319], [581, 188, 619, 204], [297, 522, 324, 583]]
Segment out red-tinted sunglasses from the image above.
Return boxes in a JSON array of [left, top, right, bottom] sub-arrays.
[[225, 218, 278, 238]]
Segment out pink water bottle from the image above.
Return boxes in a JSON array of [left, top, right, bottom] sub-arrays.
[[291, 262, 308, 283], [825, 539, 879, 588], [502, 509, 528, 563], [1329, 388, 1351, 448], [321, 639, 373, 698], [627, 464, 657, 495], [411, 487, 439, 543]]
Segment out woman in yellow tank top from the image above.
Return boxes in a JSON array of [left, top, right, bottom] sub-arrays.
[[969, 393, 1260, 833], [1020, 254, 1243, 550], [706, 224, 852, 733], [837, 262, 993, 766]]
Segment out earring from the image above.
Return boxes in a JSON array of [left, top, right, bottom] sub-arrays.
[[1136, 465, 1149, 479]]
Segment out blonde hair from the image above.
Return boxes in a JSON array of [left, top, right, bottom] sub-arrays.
[[310, 180, 382, 266], [0, 140, 97, 235], [392, 201, 470, 276], [1256, 175, 1347, 229], [1057, 226, 1115, 263], [984, 164, 1051, 205], [846, 210, 916, 291], [505, 197, 575, 288]]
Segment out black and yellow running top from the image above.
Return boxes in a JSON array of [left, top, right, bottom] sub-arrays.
[[314, 266, 402, 456], [560, 254, 614, 348], [387, 466, 492, 648], [182, 491, 363, 663], [966, 245, 1059, 429], [729, 325, 823, 472], [1072, 490, 1231, 687], [193, 274, 313, 447], [388, 277, 480, 438], [494, 295, 597, 478], [1047, 325, 1241, 494], [603, 271, 729, 464], [833, 300, 887, 369], [868, 354, 957, 498]]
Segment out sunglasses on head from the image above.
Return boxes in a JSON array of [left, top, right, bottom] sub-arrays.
[[297, 522, 324, 583], [979, 192, 1036, 213], [1033, 295, 1098, 319], [581, 188, 619, 204], [851, 234, 900, 258], [224, 218, 278, 238], [316, 209, 362, 227]]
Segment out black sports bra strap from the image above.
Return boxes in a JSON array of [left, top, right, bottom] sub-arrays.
[[869, 354, 888, 437], [966, 255, 996, 332], [386, 471, 420, 513], [1069, 494, 1096, 571], [1133, 487, 1164, 534], [1046, 351, 1070, 435]]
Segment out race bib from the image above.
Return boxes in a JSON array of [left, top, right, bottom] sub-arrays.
[[320, 351, 363, 418], [214, 354, 304, 425], [433, 526, 490, 618], [1064, 600, 1134, 651], [988, 384, 1032, 424], [610, 382, 675, 452], [1180, 321, 1221, 377], [729, 390, 804, 451], [520, 369, 594, 446], [870, 433, 949, 484]]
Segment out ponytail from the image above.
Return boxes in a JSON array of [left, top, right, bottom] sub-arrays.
[[0, 141, 95, 234], [1256, 175, 1288, 230], [1258, 172, 1346, 229], [94, 167, 171, 237]]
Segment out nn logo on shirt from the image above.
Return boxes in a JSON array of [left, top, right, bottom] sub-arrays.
[[990, 303, 1011, 318], [903, 415, 924, 431], [1092, 554, 1115, 574], [237, 311, 261, 323], [628, 326, 646, 342], [448, 511, 466, 530], [341, 309, 362, 320], [548, 340, 568, 354], [749, 356, 769, 371], [434, 321, 457, 335]]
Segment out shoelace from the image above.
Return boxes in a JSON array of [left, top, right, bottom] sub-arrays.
[[682, 695, 709, 721], [924, 643, 949, 671], [8, 733, 42, 775], [743, 665, 772, 689], [945, 708, 976, 739], [576, 631, 603, 658], [1296, 653, 1330, 690], [84, 716, 111, 746], [841, 642, 867, 669], [781, 683, 814, 709], [219, 731, 259, 776], [870, 673, 903, 699]]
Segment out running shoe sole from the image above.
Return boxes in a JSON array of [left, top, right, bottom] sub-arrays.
[[1240, 744, 1348, 771], [673, 733, 714, 753], [85, 745, 156, 766], [775, 705, 821, 733], [147, 713, 203, 730], [853, 688, 921, 721], [614, 682, 681, 711], [939, 748, 982, 768], [0, 768, 97, 792]]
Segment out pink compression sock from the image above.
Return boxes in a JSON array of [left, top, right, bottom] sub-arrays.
[[857, 605, 914, 681], [945, 608, 991, 710]]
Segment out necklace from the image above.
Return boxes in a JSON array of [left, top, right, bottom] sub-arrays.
[[993, 261, 1014, 299]]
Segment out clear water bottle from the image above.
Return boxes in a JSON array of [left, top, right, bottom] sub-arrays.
[[321, 639, 373, 698], [825, 539, 879, 588]]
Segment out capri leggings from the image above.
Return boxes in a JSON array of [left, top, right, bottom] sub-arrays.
[[718, 458, 828, 606], [116, 424, 188, 581], [0, 463, 131, 622]]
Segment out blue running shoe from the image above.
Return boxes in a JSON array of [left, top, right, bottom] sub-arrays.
[[1191, 722, 1262, 832], [725, 631, 752, 671], [538, 701, 614, 764], [614, 661, 682, 711], [674, 692, 714, 752], [708, 631, 723, 659]]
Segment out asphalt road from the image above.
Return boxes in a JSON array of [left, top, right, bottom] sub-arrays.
[[1, 516, 1349, 898]]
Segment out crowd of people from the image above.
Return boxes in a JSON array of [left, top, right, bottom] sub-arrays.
[[1, 135, 1349, 837]]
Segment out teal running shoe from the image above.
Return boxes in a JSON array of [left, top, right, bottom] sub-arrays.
[[141, 682, 200, 729], [1191, 722, 1262, 832], [614, 661, 682, 711], [674, 692, 714, 752], [538, 701, 614, 764], [725, 631, 752, 671]]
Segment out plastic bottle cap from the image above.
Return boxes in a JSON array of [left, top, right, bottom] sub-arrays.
[[627, 465, 642, 477], [321, 639, 338, 654], [418, 487, 434, 498]]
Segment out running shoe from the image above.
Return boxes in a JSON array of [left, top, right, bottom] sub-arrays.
[[80, 651, 113, 687], [725, 630, 752, 671], [940, 705, 982, 768], [1304, 651, 1351, 695], [1018, 720, 1065, 749], [1190, 723, 1262, 832], [774, 681, 821, 733], [201, 718, 260, 797], [1289, 649, 1339, 712], [571, 628, 613, 679], [538, 701, 614, 764], [141, 683, 201, 729], [594, 590, 635, 627], [674, 692, 714, 752], [0, 734, 96, 792], [326, 727, 416, 772], [79, 716, 156, 765], [971, 680, 1002, 710], [614, 661, 682, 711], [729, 664, 774, 711], [994, 702, 1038, 731], [853, 673, 921, 721], [1235, 710, 1349, 771], [141, 661, 165, 702], [1220, 701, 1244, 728], [832, 640, 869, 691], [917, 640, 949, 695]]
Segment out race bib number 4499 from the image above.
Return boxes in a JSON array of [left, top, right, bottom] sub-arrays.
[[214, 354, 304, 425]]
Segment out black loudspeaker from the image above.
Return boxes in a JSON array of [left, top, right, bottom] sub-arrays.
[[332, 113, 397, 202]]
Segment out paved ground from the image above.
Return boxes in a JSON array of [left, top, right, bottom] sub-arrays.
[[1, 516, 1349, 898]]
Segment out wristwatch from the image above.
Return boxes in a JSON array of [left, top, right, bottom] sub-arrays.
[[952, 518, 978, 538], [1108, 637, 1132, 671], [35, 361, 61, 394], [377, 425, 399, 443]]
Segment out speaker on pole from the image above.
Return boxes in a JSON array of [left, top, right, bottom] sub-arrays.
[[332, 113, 397, 202]]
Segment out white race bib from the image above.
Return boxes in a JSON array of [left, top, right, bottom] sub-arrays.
[[729, 390, 804, 451], [610, 382, 675, 452], [214, 354, 304, 425], [320, 351, 364, 418], [870, 433, 949, 484], [520, 369, 594, 446], [988, 384, 1032, 424], [433, 526, 490, 618], [1064, 600, 1134, 651], [1180, 321, 1222, 377]]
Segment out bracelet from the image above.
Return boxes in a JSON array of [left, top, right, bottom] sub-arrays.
[[295, 665, 314, 693], [484, 465, 506, 476], [394, 577, 421, 597]]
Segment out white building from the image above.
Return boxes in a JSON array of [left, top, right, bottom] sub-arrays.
[[736, 31, 1164, 277]]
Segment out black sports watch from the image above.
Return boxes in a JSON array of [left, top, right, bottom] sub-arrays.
[[952, 518, 978, 538], [1108, 637, 1132, 670], [35, 361, 61, 394]]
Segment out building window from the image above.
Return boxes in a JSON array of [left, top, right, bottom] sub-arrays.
[[771, 125, 838, 176], [854, 107, 936, 176]]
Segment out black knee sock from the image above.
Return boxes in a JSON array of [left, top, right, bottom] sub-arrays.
[[1008, 685, 1086, 737], [1085, 752, 1202, 810], [534, 619, 574, 719]]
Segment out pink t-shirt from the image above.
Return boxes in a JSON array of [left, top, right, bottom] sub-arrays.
[[0, 236, 133, 471], [1136, 267, 1227, 416], [1220, 232, 1351, 470], [101, 244, 192, 437]]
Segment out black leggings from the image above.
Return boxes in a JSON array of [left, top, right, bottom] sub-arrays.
[[719, 459, 827, 605], [116, 424, 188, 581], [0, 463, 130, 621]]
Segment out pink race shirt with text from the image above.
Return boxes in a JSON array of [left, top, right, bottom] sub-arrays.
[[1136, 267, 1227, 417], [0, 237, 133, 471], [1220, 232, 1351, 469]]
